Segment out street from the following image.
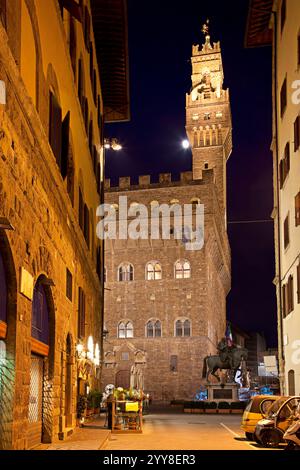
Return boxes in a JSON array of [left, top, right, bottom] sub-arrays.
[[104, 413, 262, 451]]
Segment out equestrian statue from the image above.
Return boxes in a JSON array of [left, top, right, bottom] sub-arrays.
[[202, 337, 248, 383]]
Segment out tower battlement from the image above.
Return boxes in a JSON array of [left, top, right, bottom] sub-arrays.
[[105, 169, 215, 191], [192, 40, 221, 56]]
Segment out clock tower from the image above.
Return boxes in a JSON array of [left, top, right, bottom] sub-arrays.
[[186, 24, 232, 216]]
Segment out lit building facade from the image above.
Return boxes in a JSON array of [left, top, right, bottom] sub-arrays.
[[0, 0, 129, 449], [246, 0, 300, 395]]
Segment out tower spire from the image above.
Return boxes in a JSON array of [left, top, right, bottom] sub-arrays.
[[201, 19, 212, 49]]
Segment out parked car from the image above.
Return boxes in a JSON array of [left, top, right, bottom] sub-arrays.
[[254, 396, 300, 448], [241, 395, 280, 440]]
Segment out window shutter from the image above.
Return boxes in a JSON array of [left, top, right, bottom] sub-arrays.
[[84, 204, 90, 248], [97, 163, 101, 196], [279, 160, 284, 188], [280, 78, 287, 117], [284, 215, 289, 249], [294, 116, 300, 152], [61, 111, 70, 179], [282, 284, 286, 318], [79, 187, 84, 230], [69, 16, 77, 77], [290, 276, 294, 312], [284, 142, 290, 173], [49, 92, 62, 169], [78, 287, 85, 338]]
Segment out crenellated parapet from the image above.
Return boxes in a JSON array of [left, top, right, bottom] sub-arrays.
[[192, 40, 221, 56], [105, 169, 215, 191]]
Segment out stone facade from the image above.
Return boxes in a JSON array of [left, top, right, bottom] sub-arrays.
[[101, 33, 232, 401], [0, 1, 104, 449]]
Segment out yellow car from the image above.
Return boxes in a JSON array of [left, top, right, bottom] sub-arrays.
[[241, 395, 280, 440]]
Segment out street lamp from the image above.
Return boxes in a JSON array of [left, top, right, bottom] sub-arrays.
[[182, 139, 190, 149], [104, 138, 122, 152]]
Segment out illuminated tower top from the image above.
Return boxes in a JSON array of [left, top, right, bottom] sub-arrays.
[[186, 22, 232, 214]]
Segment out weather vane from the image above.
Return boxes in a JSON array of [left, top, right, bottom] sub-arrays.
[[201, 19, 210, 37]]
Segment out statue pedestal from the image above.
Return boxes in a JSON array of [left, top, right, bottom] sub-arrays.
[[206, 383, 239, 403]]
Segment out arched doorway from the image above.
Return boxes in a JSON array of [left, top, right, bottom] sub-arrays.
[[0, 231, 17, 450], [65, 334, 73, 427], [28, 275, 53, 448], [288, 370, 295, 396]]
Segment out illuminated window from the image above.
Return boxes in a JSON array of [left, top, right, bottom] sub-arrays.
[[175, 260, 191, 279], [118, 321, 133, 338], [146, 262, 162, 280]]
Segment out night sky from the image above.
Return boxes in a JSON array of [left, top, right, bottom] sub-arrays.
[[105, 0, 277, 347]]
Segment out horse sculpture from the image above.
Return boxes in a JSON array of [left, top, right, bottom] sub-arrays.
[[202, 347, 248, 383]]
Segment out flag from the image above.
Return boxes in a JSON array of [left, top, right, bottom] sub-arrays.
[[225, 323, 233, 347]]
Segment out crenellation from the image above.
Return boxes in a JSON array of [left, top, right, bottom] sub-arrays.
[[159, 173, 171, 184], [138, 175, 151, 186], [105, 170, 215, 193], [119, 176, 131, 189]]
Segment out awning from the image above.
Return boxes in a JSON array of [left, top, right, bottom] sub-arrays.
[[91, 0, 130, 123], [245, 0, 273, 48]]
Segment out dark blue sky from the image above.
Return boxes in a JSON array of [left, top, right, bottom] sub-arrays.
[[105, 0, 277, 347]]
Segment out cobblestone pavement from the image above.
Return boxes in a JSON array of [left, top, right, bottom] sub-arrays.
[[35, 416, 110, 450], [104, 413, 262, 451]]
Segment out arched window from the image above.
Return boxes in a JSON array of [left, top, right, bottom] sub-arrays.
[[32, 278, 50, 347], [175, 260, 191, 279], [118, 263, 134, 282], [175, 319, 191, 337], [146, 320, 161, 338], [118, 321, 133, 338], [146, 262, 162, 280]]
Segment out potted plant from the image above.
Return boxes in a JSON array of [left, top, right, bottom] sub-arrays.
[[91, 390, 102, 414], [76, 394, 87, 425], [86, 392, 94, 417]]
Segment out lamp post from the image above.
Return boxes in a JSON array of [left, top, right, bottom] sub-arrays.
[[99, 138, 122, 372]]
